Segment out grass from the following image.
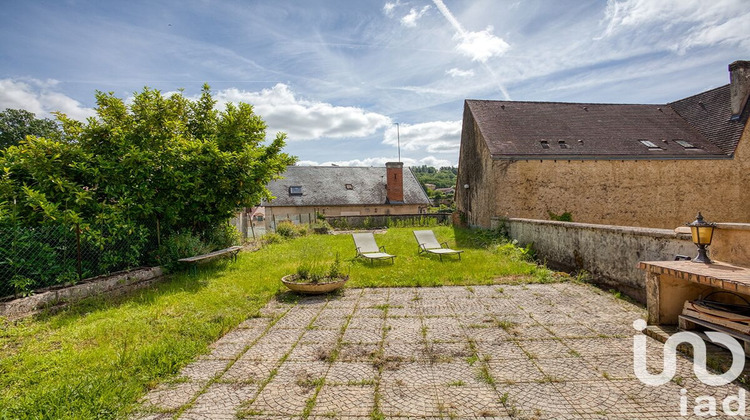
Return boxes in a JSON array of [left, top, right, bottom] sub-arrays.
[[0, 225, 557, 419]]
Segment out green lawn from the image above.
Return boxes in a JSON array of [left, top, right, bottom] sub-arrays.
[[0, 226, 559, 419]]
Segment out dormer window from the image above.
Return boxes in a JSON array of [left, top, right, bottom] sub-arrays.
[[674, 139, 697, 149], [639, 140, 662, 150], [558, 141, 569, 149], [540, 141, 549, 149], [289, 186, 303, 196]]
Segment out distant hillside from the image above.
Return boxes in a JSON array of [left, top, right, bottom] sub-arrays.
[[411, 166, 457, 189]]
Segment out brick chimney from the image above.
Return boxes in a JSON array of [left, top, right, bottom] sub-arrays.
[[729, 60, 750, 118], [385, 162, 404, 203]]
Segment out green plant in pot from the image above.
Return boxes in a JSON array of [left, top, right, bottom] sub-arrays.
[[282, 254, 349, 294]]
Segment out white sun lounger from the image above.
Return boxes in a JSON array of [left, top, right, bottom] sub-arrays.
[[352, 232, 396, 264], [414, 230, 463, 261]]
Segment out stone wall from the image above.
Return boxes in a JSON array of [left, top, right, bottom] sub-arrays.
[[500, 218, 695, 303], [0, 267, 164, 320], [500, 218, 750, 303]]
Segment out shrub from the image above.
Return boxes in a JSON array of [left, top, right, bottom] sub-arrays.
[[204, 223, 241, 249], [275, 220, 310, 239], [151, 231, 211, 271], [548, 211, 573, 222], [311, 221, 331, 234], [262, 232, 283, 245]]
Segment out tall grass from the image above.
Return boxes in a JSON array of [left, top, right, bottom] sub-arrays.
[[0, 226, 556, 418]]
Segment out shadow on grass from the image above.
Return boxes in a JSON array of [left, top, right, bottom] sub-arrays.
[[452, 225, 508, 249], [32, 258, 235, 325]]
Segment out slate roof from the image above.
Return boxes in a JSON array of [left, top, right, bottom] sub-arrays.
[[466, 84, 747, 160], [263, 166, 430, 207]]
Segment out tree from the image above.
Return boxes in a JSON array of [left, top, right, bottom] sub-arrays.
[[0, 85, 295, 285], [0, 109, 60, 149]]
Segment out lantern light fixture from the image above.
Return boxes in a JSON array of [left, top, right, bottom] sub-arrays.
[[686, 212, 716, 264]]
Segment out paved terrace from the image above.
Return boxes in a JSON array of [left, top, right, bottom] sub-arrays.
[[135, 283, 745, 419]]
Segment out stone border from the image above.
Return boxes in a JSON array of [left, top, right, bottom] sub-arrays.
[[0, 266, 163, 321]]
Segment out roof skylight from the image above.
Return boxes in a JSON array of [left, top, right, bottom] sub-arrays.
[[289, 186, 303, 196], [674, 140, 697, 149], [639, 140, 662, 150], [540, 141, 549, 149]]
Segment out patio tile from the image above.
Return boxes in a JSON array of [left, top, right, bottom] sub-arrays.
[[435, 385, 511, 418], [311, 385, 375, 417], [515, 338, 576, 359], [337, 342, 379, 362], [326, 362, 377, 385], [533, 357, 602, 382], [141, 380, 205, 412], [183, 382, 257, 417], [380, 384, 442, 417], [180, 360, 230, 382], [246, 383, 314, 416], [487, 358, 544, 384], [498, 382, 578, 419], [222, 359, 275, 383], [299, 328, 340, 345]]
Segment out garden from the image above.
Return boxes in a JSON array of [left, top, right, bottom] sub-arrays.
[[0, 225, 560, 418]]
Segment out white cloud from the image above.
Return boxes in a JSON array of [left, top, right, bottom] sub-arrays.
[[298, 155, 454, 167], [454, 26, 510, 62], [596, 0, 749, 51], [401, 6, 431, 27], [0, 78, 95, 121], [383, 1, 400, 17], [432, 0, 510, 63], [383, 120, 461, 154], [216, 84, 391, 141], [446, 68, 475, 78]]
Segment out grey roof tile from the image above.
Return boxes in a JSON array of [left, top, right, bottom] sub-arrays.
[[466, 84, 747, 160], [263, 166, 430, 207]]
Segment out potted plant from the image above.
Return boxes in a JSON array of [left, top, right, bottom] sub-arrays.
[[281, 255, 349, 294]]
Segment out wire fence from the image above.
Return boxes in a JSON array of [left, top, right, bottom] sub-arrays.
[[0, 222, 158, 299]]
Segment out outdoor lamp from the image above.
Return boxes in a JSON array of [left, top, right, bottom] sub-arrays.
[[687, 212, 716, 264]]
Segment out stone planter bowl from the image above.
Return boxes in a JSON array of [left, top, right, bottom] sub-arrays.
[[281, 274, 349, 295]]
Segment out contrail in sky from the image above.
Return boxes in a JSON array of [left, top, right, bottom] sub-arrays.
[[432, 0, 512, 100]]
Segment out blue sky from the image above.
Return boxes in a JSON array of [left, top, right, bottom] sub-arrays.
[[1, 0, 748, 167]]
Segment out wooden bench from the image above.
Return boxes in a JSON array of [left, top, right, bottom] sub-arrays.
[[179, 246, 242, 273]]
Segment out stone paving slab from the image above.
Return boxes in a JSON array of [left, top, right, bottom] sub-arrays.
[[133, 283, 748, 419]]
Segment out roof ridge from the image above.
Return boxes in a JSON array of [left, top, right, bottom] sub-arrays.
[[466, 98, 664, 107], [668, 84, 728, 105]]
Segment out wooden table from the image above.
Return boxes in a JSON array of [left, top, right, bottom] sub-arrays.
[[640, 260, 750, 325]]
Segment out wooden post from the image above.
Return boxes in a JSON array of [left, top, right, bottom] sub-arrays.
[[75, 223, 82, 281]]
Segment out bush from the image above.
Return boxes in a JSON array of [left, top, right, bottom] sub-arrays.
[[262, 232, 283, 245], [151, 231, 211, 271], [275, 220, 309, 239], [204, 223, 241, 249], [311, 221, 331, 234]]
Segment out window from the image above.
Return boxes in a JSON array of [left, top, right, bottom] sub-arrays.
[[674, 139, 697, 149], [639, 140, 662, 150], [558, 141, 569, 149], [345, 184, 354, 190], [289, 186, 302, 196], [540, 141, 549, 149]]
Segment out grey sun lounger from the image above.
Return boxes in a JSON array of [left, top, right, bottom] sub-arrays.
[[352, 232, 396, 264], [414, 230, 463, 261]]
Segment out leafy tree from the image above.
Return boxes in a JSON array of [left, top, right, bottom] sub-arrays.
[[411, 165, 457, 189], [0, 108, 60, 149], [0, 85, 295, 291]]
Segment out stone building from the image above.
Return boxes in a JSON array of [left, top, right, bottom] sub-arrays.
[[455, 61, 750, 229], [263, 162, 430, 226]]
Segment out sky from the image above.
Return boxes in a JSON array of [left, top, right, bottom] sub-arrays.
[[1, 0, 748, 167]]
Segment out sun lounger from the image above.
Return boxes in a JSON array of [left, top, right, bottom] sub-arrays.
[[352, 232, 396, 264], [413, 230, 463, 261]]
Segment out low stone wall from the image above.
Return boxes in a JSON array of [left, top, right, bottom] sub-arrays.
[[0, 266, 164, 321], [495, 218, 695, 303]]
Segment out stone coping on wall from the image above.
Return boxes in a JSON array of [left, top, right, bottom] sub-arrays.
[[0, 266, 164, 321], [496, 217, 688, 239], [639, 260, 750, 295]]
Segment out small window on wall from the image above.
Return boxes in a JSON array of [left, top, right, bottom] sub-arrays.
[[289, 186, 302, 196]]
